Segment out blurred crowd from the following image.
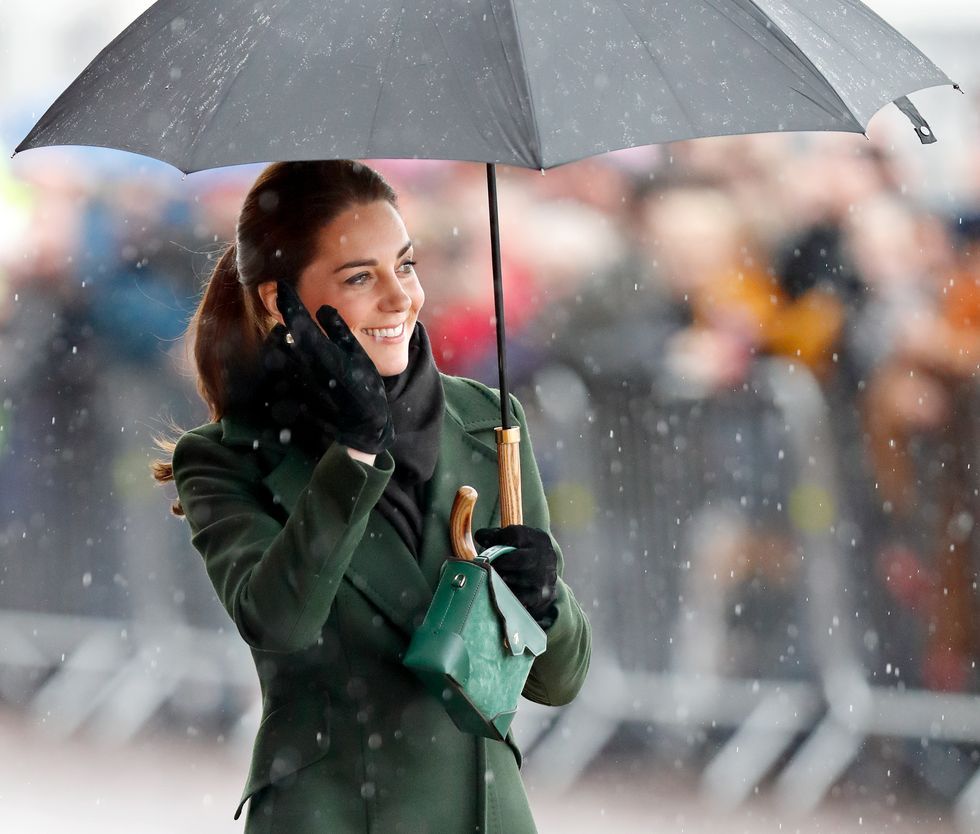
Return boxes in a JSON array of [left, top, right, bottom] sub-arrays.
[[1, 114, 979, 703]]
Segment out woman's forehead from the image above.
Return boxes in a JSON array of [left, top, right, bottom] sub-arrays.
[[316, 200, 410, 257]]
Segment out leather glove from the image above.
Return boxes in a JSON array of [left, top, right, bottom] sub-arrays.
[[276, 280, 394, 454], [474, 525, 559, 628]]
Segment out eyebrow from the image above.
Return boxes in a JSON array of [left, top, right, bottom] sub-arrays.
[[334, 240, 413, 272]]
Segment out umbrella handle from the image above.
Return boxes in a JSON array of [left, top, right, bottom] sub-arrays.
[[449, 428, 523, 561], [450, 486, 479, 561], [496, 427, 523, 527]]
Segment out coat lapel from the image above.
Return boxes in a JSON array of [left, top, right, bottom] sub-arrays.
[[220, 394, 503, 639], [417, 407, 501, 589], [254, 440, 432, 639], [345, 513, 433, 638]]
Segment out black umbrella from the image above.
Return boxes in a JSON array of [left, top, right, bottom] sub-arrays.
[[14, 0, 956, 525]]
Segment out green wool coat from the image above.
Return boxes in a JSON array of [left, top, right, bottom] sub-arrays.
[[172, 375, 592, 834]]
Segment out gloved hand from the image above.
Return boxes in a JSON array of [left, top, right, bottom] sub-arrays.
[[276, 280, 394, 454], [474, 525, 559, 628]]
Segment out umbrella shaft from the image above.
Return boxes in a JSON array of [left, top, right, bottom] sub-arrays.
[[486, 163, 511, 430]]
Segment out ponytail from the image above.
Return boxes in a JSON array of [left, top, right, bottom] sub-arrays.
[[192, 243, 269, 422], [151, 243, 272, 513], [150, 434, 182, 515]]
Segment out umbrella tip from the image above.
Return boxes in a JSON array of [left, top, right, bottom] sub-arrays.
[[953, 82, 964, 94]]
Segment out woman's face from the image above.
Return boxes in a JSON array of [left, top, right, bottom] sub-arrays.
[[269, 200, 424, 377]]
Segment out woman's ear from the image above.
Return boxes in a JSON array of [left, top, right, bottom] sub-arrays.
[[257, 280, 284, 326]]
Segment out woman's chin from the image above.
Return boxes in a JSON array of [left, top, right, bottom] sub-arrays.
[[372, 350, 410, 378], [365, 322, 415, 377]]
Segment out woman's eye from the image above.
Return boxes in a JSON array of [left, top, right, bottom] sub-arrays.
[[345, 273, 370, 286], [400, 260, 417, 274]]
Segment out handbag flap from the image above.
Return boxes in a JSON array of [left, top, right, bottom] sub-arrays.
[[480, 546, 547, 658]]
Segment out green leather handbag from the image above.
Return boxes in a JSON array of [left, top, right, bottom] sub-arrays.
[[403, 544, 547, 740]]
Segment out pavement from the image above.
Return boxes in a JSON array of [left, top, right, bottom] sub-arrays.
[[0, 708, 958, 834]]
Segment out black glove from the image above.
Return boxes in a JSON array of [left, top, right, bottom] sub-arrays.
[[276, 280, 394, 454], [474, 525, 559, 628]]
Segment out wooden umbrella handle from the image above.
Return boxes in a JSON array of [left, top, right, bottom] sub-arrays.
[[450, 486, 479, 561], [449, 428, 523, 561], [496, 427, 523, 527]]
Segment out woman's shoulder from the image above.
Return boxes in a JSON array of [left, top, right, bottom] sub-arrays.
[[177, 421, 224, 443], [439, 373, 527, 426], [174, 411, 275, 452], [440, 373, 500, 406], [173, 421, 225, 459], [172, 418, 269, 483]]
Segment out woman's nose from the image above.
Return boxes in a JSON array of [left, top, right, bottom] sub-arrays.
[[378, 271, 412, 311]]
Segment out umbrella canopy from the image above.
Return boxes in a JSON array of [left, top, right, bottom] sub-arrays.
[[16, 0, 953, 174]]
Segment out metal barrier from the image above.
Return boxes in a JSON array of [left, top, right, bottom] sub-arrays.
[[2, 351, 978, 828], [0, 608, 259, 747], [517, 357, 980, 829], [0, 356, 256, 746]]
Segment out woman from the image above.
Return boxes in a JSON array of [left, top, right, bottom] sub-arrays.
[[155, 160, 591, 833]]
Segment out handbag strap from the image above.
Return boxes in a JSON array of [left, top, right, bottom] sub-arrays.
[[474, 544, 515, 564]]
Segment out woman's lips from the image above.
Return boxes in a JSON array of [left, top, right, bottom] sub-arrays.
[[362, 321, 406, 342]]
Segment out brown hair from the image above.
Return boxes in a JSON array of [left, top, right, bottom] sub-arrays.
[[153, 160, 398, 513]]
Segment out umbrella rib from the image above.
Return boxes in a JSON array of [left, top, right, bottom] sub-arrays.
[[610, 0, 700, 136], [703, 0, 854, 123], [735, 0, 864, 130], [16, 0, 197, 156], [366, 6, 407, 155], [783, 2, 951, 115], [494, 0, 543, 168], [183, 2, 295, 168], [785, 0, 881, 80], [430, 19, 525, 163], [788, 84, 848, 122]]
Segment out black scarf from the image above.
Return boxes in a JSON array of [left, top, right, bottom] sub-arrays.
[[376, 324, 445, 557], [239, 322, 445, 559]]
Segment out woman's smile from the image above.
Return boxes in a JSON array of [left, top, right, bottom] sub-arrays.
[[362, 320, 407, 342]]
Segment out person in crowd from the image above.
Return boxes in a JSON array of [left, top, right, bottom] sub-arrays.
[[846, 199, 980, 690], [0, 162, 121, 617], [153, 159, 591, 833]]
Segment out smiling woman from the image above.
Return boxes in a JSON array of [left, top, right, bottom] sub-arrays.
[[150, 160, 591, 834]]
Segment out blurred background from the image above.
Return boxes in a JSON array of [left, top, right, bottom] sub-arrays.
[[1, 2, 979, 832]]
